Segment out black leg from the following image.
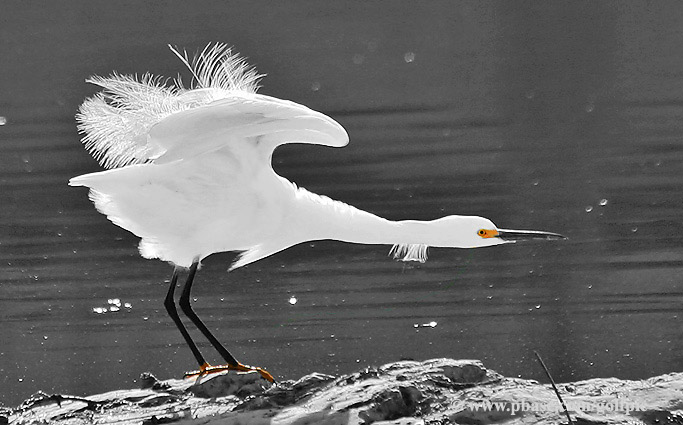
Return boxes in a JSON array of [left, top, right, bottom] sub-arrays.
[[178, 260, 240, 366], [164, 266, 207, 367]]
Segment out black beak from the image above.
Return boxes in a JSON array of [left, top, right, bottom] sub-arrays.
[[496, 229, 567, 242]]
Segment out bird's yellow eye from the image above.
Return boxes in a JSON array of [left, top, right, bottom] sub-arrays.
[[477, 229, 499, 239]]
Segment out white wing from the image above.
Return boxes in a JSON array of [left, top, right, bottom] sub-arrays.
[[146, 91, 348, 165], [76, 43, 347, 169]]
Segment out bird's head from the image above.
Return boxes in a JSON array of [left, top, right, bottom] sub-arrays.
[[431, 215, 566, 248]]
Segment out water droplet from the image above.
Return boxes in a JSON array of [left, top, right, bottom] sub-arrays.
[[599, 198, 608, 206], [585, 103, 595, 113], [404, 52, 415, 63], [310, 81, 321, 92], [428, 321, 437, 327], [585, 206, 593, 213], [535, 305, 541, 309], [93, 307, 106, 314], [532, 180, 539, 186], [525, 90, 536, 99], [352, 53, 364, 65], [0, 116, 7, 125], [289, 296, 297, 305], [43, 335, 48, 340], [124, 303, 132, 309], [18, 378, 23, 382], [109, 306, 120, 312], [143, 316, 149, 321], [631, 227, 638, 233], [108, 298, 121, 306]]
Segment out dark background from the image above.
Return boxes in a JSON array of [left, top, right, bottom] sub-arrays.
[[1, 1, 682, 406]]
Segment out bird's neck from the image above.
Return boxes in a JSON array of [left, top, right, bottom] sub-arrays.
[[288, 187, 447, 247]]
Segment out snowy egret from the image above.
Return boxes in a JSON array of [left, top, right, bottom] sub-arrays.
[[70, 43, 565, 383]]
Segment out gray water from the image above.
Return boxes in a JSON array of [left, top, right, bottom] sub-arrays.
[[1, 1, 682, 407]]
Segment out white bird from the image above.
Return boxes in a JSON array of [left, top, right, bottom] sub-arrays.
[[70, 43, 565, 383]]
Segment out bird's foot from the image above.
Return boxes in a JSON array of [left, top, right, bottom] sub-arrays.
[[184, 362, 275, 382]]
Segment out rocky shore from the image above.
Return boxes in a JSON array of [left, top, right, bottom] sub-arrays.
[[3, 358, 682, 424]]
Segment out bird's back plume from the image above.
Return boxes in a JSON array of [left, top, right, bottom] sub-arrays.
[[76, 43, 262, 170], [170, 43, 262, 93]]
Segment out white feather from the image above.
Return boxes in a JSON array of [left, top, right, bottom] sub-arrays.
[[169, 43, 262, 93], [389, 244, 429, 263], [76, 42, 262, 170]]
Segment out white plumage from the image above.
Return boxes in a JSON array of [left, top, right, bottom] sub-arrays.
[[71, 43, 563, 271]]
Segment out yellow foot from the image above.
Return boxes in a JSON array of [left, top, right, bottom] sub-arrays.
[[185, 362, 275, 382]]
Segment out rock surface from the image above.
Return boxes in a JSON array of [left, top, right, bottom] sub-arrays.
[[2, 358, 682, 424]]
